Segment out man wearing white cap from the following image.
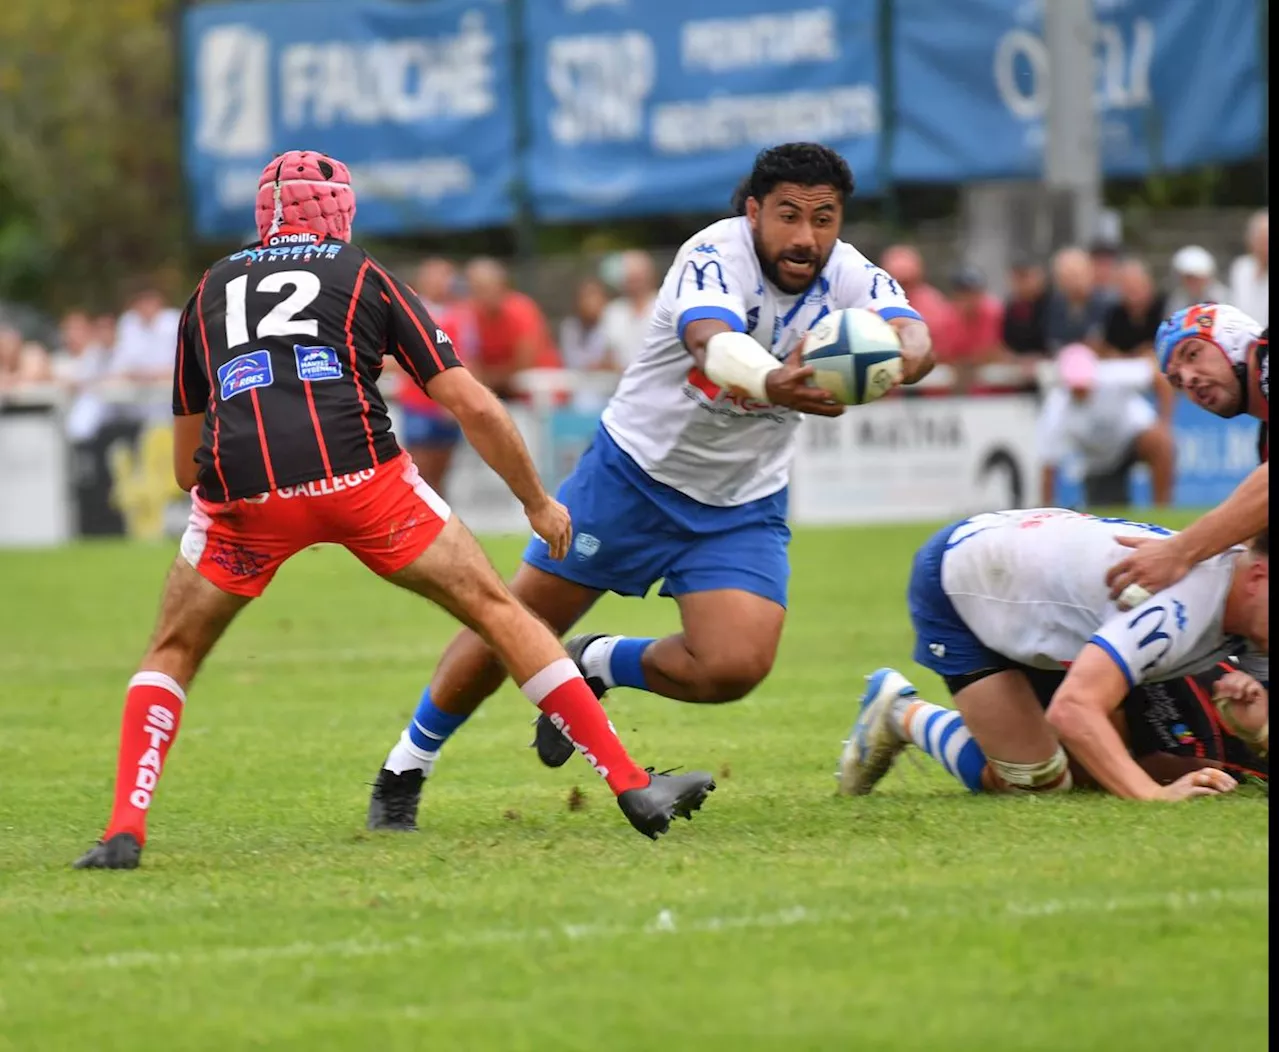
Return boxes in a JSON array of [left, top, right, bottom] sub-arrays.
[[1037, 342, 1174, 506], [1165, 246, 1229, 315], [1107, 303, 1269, 601]]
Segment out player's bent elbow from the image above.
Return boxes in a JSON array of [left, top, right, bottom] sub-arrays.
[[1045, 691, 1088, 741]]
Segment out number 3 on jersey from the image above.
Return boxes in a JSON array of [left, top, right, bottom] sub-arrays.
[[225, 271, 321, 348]]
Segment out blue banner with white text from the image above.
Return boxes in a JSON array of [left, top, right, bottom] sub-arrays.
[[522, 0, 882, 221], [892, 0, 1264, 182], [182, 0, 516, 238]]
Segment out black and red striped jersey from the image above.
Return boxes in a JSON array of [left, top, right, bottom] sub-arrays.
[[173, 227, 460, 501], [1254, 328, 1269, 462]]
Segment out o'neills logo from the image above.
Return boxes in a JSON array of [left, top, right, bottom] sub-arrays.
[[547, 712, 610, 779], [130, 704, 176, 810], [278, 470, 376, 498], [267, 230, 319, 246]]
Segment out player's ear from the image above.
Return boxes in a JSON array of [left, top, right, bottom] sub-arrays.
[[745, 196, 761, 228]]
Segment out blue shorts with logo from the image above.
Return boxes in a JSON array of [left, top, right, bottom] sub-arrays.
[[524, 425, 791, 607], [908, 520, 1007, 679]]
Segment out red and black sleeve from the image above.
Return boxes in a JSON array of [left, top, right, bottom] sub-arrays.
[[369, 261, 462, 393], [171, 282, 210, 415]]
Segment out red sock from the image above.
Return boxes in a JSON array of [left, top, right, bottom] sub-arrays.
[[103, 672, 186, 844], [521, 659, 649, 794]]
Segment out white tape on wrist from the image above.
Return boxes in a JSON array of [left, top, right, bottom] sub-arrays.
[[704, 331, 780, 402], [1117, 584, 1152, 611]]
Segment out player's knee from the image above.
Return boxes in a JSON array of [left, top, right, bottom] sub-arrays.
[[690, 651, 774, 703], [985, 747, 1073, 793]]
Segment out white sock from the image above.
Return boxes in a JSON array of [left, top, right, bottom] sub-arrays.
[[580, 636, 624, 689], [383, 729, 438, 776]]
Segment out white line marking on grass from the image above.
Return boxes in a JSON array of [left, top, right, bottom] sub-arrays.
[[18, 887, 1266, 977]]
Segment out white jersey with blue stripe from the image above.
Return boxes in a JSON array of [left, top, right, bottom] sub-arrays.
[[941, 509, 1249, 686], [601, 216, 920, 507]]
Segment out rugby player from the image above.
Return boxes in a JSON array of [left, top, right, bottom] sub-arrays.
[[367, 143, 934, 826], [74, 151, 714, 870], [838, 509, 1268, 801], [838, 662, 1268, 797], [1107, 304, 1269, 601]]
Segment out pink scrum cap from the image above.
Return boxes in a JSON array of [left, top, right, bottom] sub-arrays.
[[1057, 341, 1098, 391], [254, 150, 355, 242]]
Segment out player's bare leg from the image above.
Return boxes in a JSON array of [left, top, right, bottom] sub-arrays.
[[74, 559, 251, 869], [370, 518, 713, 838], [951, 671, 1072, 792], [1133, 424, 1176, 507], [531, 589, 784, 767]]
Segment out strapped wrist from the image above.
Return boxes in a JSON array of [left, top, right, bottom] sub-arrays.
[[704, 331, 780, 402]]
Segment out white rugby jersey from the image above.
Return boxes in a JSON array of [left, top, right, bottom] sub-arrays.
[[941, 509, 1251, 685], [601, 216, 920, 506]]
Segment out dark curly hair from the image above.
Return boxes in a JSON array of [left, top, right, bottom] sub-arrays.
[[731, 142, 855, 215]]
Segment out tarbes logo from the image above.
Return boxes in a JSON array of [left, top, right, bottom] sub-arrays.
[[294, 344, 343, 382], [195, 24, 271, 158], [218, 350, 274, 400]]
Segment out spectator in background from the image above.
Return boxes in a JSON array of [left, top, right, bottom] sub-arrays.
[[1101, 259, 1167, 358], [51, 310, 110, 442], [0, 323, 51, 391], [1088, 239, 1122, 301], [109, 281, 180, 383], [1037, 342, 1174, 508], [1227, 210, 1268, 323], [560, 277, 613, 372], [880, 244, 954, 338], [459, 257, 560, 400], [1043, 246, 1109, 351], [1001, 257, 1050, 357], [94, 313, 118, 357], [600, 250, 658, 370], [399, 257, 466, 497], [936, 264, 1004, 389], [1165, 245, 1229, 315]]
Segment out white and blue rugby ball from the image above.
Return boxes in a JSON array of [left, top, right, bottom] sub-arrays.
[[802, 308, 903, 405]]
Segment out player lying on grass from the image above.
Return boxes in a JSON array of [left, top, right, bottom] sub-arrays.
[[1107, 304, 1269, 602], [368, 142, 935, 827], [74, 151, 714, 870], [838, 509, 1268, 802], [838, 662, 1267, 797]]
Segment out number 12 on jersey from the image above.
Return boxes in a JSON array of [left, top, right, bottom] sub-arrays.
[[225, 271, 321, 348]]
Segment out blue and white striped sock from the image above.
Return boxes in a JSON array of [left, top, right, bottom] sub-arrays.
[[383, 688, 469, 775], [895, 697, 987, 792]]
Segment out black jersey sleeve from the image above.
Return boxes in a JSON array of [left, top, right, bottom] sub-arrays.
[[172, 280, 210, 415], [368, 261, 462, 391]]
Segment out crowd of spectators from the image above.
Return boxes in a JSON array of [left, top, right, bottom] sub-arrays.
[[0, 209, 1265, 506]]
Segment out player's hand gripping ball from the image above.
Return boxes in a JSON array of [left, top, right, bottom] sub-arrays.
[[802, 308, 904, 406]]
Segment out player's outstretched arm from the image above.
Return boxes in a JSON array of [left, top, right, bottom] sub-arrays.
[[1046, 647, 1237, 800], [1106, 464, 1269, 599], [885, 317, 934, 385], [425, 368, 571, 559]]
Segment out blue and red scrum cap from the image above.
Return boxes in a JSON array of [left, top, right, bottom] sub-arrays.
[[1155, 302, 1262, 374]]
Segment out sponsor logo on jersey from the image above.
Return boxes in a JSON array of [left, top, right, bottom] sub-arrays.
[[746, 306, 760, 333], [1172, 599, 1188, 632], [693, 242, 719, 255], [435, 328, 452, 346], [218, 350, 273, 400], [929, 642, 947, 658], [277, 470, 377, 498], [229, 243, 344, 264], [1171, 722, 1197, 745], [294, 344, 343, 382], [268, 231, 320, 246]]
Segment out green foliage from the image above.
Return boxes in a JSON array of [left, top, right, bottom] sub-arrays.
[[0, 0, 187, 313]]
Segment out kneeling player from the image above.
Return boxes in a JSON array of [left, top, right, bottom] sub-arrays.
[[838, 662, 1267, 796], [837, 509, 1268, 801], [74, 152, 714, 870]]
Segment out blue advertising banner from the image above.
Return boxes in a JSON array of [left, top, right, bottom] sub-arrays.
[[522, 0, 882, 221], [1054, 396, 1260, 510], [892, 0, 1264, 182], [182, 0, 515, 238]]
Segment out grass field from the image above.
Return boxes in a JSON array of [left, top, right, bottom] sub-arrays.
[[0, 518, 1268, 1051]]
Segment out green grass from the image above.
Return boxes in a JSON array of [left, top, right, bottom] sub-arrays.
[[0, 519, 1268, 1051]]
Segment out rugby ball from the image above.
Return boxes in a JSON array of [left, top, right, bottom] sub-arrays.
[[802, 308, 904, 406]]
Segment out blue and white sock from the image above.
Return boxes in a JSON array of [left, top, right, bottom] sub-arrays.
[[382, 688, 469, 775], [893, 696, 987, 792], [580, 636, 656, 691]]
